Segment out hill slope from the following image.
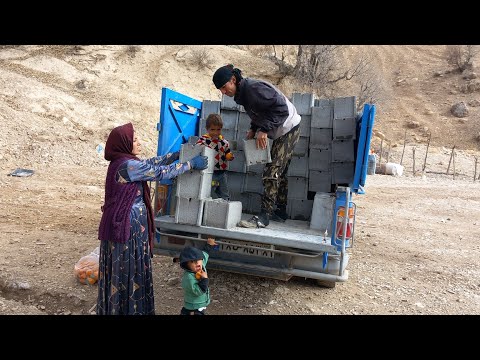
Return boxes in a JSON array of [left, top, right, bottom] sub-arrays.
[[0, 45, 479, 172]]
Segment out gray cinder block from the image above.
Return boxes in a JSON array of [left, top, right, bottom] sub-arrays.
[[226, 172, 245, 193], [243, 173, 263, 194], [310, 192, 335, 232], [176, 171, 213, 199], [198, 117, 207, 135], [246, 163, 265, 175], [237, 112, 251, 133], [175, 196, 205, 225], [248, 192, 262, 214], [310, 128, 332, 149], [309, 148, 332, 171], [202, 199, 242, 229], [287, 199, 314, 221], [333, 96, 356, 119], [311, 100, 333, 128], [309, 170, 332, 193], [221, 95, 239, 110], [228, 150, 246, 173], [299, 115, 311, 137], [287, 156, 309, 177], [201, 100, 221, 119], [287, 176, 308, 199], [293, 136, 309, 157], [291, 93, 314, 115], [221, 128, 236, 143], [229, 192, 249, 212], [332, 140, 355, 162], [219, 109, 239, 130], [333, 117, 356, 140], [243, 139, 271, 166], [179, 143, 216, 174], [228, 140, 238, 151], [332, 162, 355, 185], [235, 135, 245, 150]]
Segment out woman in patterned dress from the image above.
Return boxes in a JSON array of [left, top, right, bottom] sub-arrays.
[[97, 122, 208, 315]]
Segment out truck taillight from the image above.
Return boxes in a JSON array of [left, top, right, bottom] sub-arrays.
[[335, 206, 354, 240]]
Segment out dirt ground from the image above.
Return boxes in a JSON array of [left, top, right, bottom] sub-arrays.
[[1, 45, 480, 315], [1, 144, 479, 315]]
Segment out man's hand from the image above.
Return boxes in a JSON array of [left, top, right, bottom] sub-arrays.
[[256, 131, 268, 150]]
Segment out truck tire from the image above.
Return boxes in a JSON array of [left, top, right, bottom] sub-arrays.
[[316, 280, 336, 288]]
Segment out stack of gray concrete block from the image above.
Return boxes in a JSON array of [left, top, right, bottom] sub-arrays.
[[331, 97, 356, 184], [287, 93, 315, 220], [197, 94, 357, 223], [174, 144, 215, 225], [309, 98, 334, 194], [286, 94, 357, 221], [310, 96, 358, 190], [175, 143, 243, 229]]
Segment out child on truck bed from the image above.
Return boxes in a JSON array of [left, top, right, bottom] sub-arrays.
[[196, 113, 234, 200]]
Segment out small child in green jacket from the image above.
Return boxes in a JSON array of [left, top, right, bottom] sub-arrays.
[[178, 238, 217, 315]]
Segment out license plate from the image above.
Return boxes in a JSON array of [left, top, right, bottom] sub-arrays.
[[220, 239, 274, 259]]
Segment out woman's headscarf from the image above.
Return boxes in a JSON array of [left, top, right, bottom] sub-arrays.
[[104, 122, 138, 161]]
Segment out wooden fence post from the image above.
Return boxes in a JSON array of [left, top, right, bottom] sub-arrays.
[[446, 145, 456, 175], [378, 138, 384, 169], [453, 147, 456, 180], [412, 147, 416, 175], [422, 133, 431, 172], [474, 157, 478, 182], [386, 141, 391, 164], [400, 129, 407, 166]]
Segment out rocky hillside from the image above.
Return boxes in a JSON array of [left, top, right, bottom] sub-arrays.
[[0, 45, 479, 172]]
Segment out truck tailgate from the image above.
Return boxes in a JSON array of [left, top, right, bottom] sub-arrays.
[[154, 214, 337, 254]]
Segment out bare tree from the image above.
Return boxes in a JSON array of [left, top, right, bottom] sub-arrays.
[[445, 45, 479, 72], [293, 45, 347, 95], [356, 51, 390, 110], [269, 45, 385, 108]]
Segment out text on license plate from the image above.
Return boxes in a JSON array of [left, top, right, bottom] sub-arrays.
[[220, 240, 274, 258]]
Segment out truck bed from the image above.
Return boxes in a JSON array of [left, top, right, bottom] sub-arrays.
[[154, 213, 338, 254]]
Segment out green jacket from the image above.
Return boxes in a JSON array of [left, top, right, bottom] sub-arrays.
[[181, 250, 210, 310]]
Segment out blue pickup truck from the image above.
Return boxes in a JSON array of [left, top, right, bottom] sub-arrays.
[[153, 88, 375, 288]]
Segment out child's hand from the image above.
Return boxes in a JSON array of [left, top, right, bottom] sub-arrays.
[[207, 237, 217, 246], [195, 270, 208, 279], [225, 152, 234, 161]]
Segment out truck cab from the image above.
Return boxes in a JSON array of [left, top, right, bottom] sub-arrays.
[[153, 88, 375, 287]]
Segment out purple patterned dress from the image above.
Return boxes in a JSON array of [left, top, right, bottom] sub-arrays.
[[97, 153, 189, 315]]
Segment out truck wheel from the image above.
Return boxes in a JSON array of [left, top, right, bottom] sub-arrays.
[[316, 280, 336, 288]]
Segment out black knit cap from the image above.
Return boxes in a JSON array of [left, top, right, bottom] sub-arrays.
[[212, 64, 234, 89]]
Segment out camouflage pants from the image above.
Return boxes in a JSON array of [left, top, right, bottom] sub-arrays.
[[262, 124, 300, 214]]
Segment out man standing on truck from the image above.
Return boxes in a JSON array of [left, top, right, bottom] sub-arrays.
[[212, 64, 301, 228]]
